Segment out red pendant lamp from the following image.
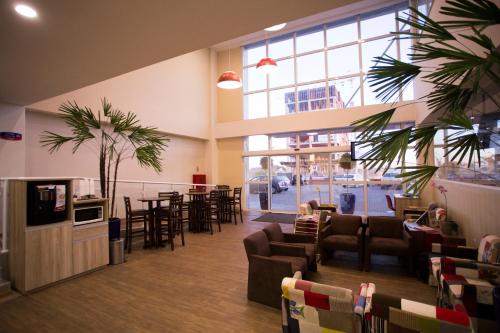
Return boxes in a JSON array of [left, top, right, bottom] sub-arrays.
[[256, 57, 277, 74], [217, 48, 242, 89]]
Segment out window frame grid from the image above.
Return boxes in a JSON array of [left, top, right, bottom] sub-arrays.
[[242, 3, 411, 120]]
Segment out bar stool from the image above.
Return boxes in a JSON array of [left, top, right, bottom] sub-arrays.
[[229, 187, 243, 224], [159, 194, 184, 251], [124, 196, 148, 253], [205, 190, 221, 234]]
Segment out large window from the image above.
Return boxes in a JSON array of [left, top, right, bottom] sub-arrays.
[[243, 2, 415, 120], [434, 112, 500, 187], [244, 123, 415, 215]]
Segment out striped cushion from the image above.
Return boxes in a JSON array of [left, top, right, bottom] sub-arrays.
[[477, 235, 500, 264]]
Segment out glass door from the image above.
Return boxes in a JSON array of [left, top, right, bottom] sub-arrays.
[[299, 153, 330, 205], [270, 155, 297, 211], [245, 156, 269, 210], [331, 152, 365, 215]]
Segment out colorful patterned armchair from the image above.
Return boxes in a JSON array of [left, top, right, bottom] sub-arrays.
[[428, 234, 500, 332], [368, 293, 471, 333], [281, 272, 364, 333]]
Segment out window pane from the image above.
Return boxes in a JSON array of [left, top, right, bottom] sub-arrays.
[[362, 37, 397, 72], [297, 83, 327, 112], [367, 185, 402, 216], [300, 154, 330, 205], [328, 45, 359, 77], [361, 12, 395, 40], [399, 37, 412, 63], [245, 156, 268, 209], [269, 35, 293, 59], [327, 20, 358, 46], [270, 88, 295, 117], [244, 66, 266, 92], [245, 92, 267, 119], [296, 28, 324, 54], [397, 9, 410, 31], [330, 129, 360, 147], [297, 52, 325, 83], [300, 131, 329, 148], [270, 133, 297, 150], [244, 43, 266, 66], [402, 79, 414, 101], [269, 58, 294, 88], [434, 130, 445, 145], [329, 77, 361, 109], [270, 155, 296, 211], [247, 135, 269, 151]]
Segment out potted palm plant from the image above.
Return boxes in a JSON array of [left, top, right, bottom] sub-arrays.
[[41, 98, 169, 225], [339, 152, 356, 214], [351, 0, 500, 194]]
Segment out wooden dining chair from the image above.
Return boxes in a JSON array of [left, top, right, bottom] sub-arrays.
[[159, 194, 184, 251], [204, 190, 221, 234], [229, 187, 243, 224], [159, 191, 178, 209], [124, 196, 149, 253]]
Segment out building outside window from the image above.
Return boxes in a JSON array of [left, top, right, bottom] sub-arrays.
[[242, 2, 417, 120]]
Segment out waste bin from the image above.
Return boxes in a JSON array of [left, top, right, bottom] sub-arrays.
[[109, 239, 125, 265]]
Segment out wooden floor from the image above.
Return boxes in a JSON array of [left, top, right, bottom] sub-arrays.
[[0, 212, 436, 333]]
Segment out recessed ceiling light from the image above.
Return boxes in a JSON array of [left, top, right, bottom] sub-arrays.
[[264, 23, 287, 32], [14, 4, 37, 18]]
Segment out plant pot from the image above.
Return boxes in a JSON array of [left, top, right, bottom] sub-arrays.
[[340, 193, 356, 214], [440, 220, 458, 236], [108, 217, 121, 241]]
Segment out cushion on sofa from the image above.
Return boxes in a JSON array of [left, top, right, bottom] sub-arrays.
[[243, 230, 271, 259], [331, 214, 362, 235], [368, 216, 403, 239], [272, 255, 308, 273], [323, 235, 358, 251], [262, 223, 285, 242], [477, 235, 500, 264], [368, 237, 409, 254]]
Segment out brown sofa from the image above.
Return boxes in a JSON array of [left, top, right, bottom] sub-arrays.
[[262, 223, 317, 272], [364, 216, 412, 272], [243, 230, 308, 309], [319, 214, 363, 270]]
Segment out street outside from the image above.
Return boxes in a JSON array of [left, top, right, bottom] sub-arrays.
[[246, 181, 402, 216]]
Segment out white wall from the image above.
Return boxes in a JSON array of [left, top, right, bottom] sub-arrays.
[[0, 103, 26, 177], [25, 111, 207, 182], [28, 49, 212, 140]]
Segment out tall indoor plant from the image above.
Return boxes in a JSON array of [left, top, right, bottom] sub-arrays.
[[41, 98, 169, 218], [351, 0, 499, 194]]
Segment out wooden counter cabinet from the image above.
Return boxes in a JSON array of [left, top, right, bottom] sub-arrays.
[[73, 222, 109, 275]]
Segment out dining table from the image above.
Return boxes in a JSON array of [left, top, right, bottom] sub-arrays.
[[137, 196, 169, 248]]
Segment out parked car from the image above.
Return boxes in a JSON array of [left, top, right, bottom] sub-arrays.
[[248, 176, 289, 194], [334, 174, 363, 188]]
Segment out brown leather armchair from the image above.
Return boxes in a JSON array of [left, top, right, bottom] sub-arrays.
[[364, 216, 412, 272], [308, 200, 337, 213], [243, 230, 308, 309], [319, 214, 363, 270], [262, 223, 317, 272]]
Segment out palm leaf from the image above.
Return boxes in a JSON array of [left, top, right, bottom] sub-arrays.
[[40, 132, 73, 153], [426, 84, 473, 114], [359, 128, 412, 172], [411, 126, 438, 163], [439, 0, 500, 29], [368, 56, 421, 102], [396, 7, 455, 40], [396, 165, 439, 194], [351, 108, 395, 141]]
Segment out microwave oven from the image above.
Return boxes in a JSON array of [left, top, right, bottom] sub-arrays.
[[73, 205, 104, 225]]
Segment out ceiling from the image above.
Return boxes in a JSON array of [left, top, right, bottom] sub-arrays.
[[0, 0, 356, 106]]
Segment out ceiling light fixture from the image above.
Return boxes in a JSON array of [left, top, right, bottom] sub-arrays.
[[264, 23, 287, 32], [217, 49, 242, 89], [14, 4, 37, 18], [256, 57, 277, 74]]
